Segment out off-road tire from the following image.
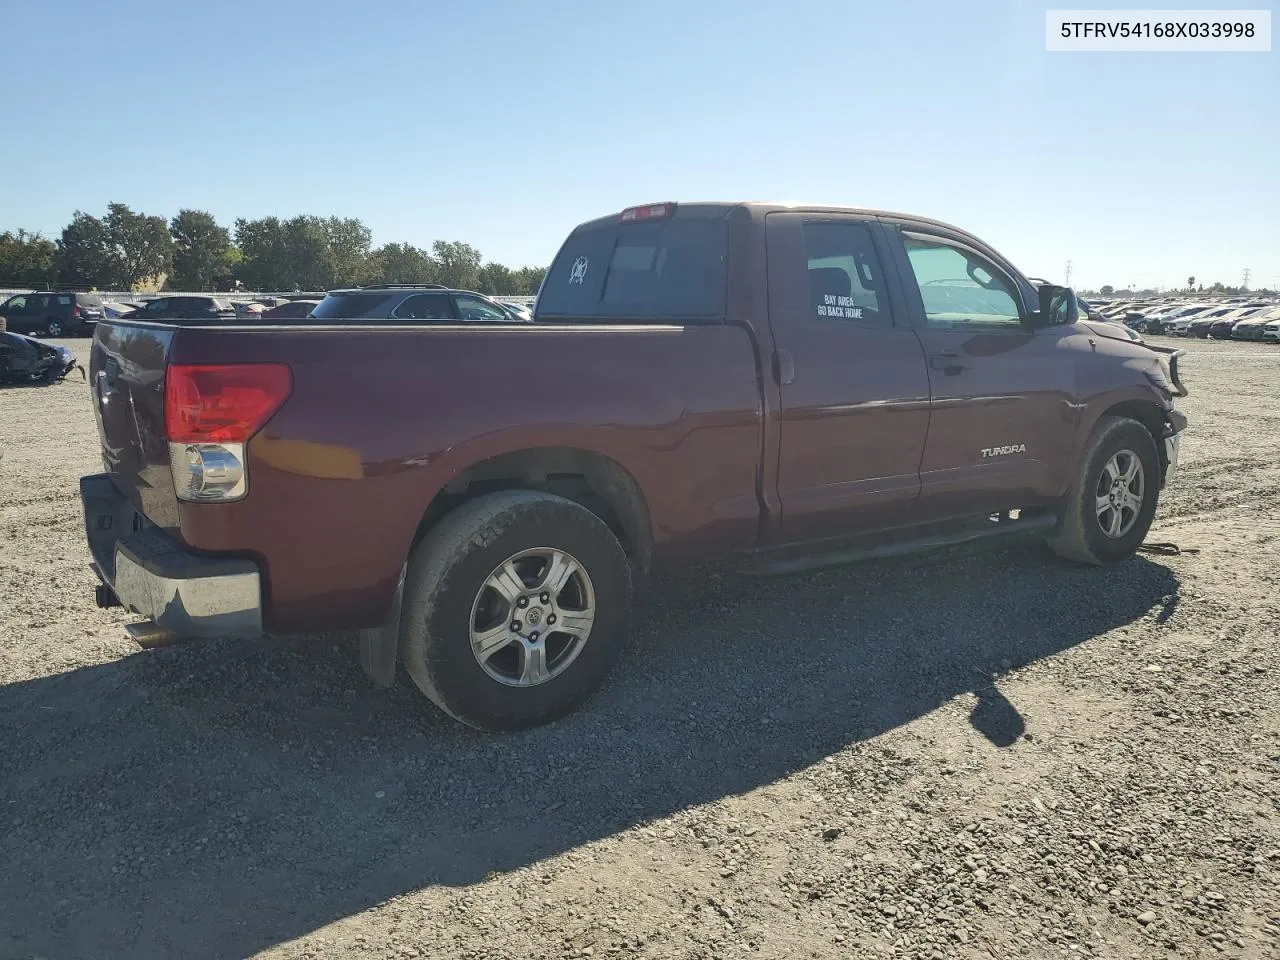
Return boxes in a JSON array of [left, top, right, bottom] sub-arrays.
[[1048, 415, 1160, 565], [401, 490, 632, 731]]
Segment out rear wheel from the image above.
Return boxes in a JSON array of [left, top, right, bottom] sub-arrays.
[[400, 490, 632, 731], [44, 319, 63, 337], [1048, 415, 1160, 565]]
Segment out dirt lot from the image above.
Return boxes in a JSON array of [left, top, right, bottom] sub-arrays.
[[1, 336, 1277, 960]]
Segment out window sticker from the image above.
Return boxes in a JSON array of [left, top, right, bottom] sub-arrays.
[[816, 293, 864, 321]]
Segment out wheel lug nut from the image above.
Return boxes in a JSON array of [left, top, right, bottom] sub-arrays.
[[511, 620, 521, 632], [547, 614, 557, 625], [517, 597, 529, 608], [529, 631, 540, 642], [539, 592, 550, 604]]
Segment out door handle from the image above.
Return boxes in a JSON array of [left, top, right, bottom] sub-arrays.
[[773, 349, 795, 386], [929, 352, 966, 375]]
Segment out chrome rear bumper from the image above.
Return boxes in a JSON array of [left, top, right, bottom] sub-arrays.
[[80, 474, 262, 640]]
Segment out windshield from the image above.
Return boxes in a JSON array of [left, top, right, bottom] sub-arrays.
[[536, 213, 727, 321]]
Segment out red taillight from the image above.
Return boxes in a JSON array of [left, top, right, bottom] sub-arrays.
[[71, 305, 81, 318], [164, 363, 292, 444], [620, 202, 675, 223]]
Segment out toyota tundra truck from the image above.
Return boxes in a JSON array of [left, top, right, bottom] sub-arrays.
[[80, 202, 1188, 730]]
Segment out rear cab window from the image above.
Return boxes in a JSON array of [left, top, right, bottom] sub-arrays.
[[536, 206, 727, 322]]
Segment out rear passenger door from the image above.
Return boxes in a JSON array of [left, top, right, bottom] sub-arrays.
[[764, 213, 932, 543]]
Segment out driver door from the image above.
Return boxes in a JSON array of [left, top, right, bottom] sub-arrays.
[[883, 225, 1078, 520]]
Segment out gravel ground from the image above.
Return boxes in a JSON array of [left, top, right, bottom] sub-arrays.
[[1, 336, 1277, 960]]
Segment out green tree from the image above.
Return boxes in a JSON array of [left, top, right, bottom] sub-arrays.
[[102, 202, 174, 289], [476, 261, 513, 294], [1098, 284, 1114, 296], [371, 242, 438, 284], [324, 216, 373, 286], [512, 265, 547, 296], [432, 240, 483, 290], [56, 212, 115, 288], [169, 209, 233, 290], [232, 216, 287, 289], [0, 230, 57, 286], [1187, 275, 1195, 292]]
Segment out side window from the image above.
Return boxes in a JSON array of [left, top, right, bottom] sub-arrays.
[[56, 295, 73, 306], [902, 236, 1023, 328], [454, 295, 508, 322], [393, 293, 454, 320], [30, 295, 51, 312], [801, 220, 889, 325], [3, 296, 28, 313], [143, 298, 169, 314]]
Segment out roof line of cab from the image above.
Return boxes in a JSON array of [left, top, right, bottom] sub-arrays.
[[573, 201, 977, 237]]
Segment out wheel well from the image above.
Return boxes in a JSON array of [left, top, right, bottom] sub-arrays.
[[412, 448, 653, 572], [1097, 400, 1169, 477]]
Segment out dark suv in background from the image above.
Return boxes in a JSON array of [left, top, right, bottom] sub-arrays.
[[309, 284, 533, 322], [0, 292, 105, 336], [118, 296, 237, 322]]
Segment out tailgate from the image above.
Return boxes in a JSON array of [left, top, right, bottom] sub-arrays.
[[90, 321, 181, 530]]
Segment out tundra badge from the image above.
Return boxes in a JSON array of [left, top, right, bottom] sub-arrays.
[[981, 444, 1027, 458]]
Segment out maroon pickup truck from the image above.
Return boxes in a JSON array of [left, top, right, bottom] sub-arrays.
[[81, 202, 1188, 730]]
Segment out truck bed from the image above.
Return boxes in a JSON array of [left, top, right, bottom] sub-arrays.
[[89, 318, 765, 631]]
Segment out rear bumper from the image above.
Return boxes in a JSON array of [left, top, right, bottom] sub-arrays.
[[80, 473, 263, 639]]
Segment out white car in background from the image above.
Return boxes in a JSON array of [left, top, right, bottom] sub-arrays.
[[1262, 317, 1280, 342]]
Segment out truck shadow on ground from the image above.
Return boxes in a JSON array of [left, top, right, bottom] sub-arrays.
[[0, 545, 1178, 960]]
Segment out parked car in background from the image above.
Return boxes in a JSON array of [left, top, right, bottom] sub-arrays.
[[307, 284, 533, 322], [1209, 307, 1264, 340], [1231, 306, 1280, 341], [498, 301, 533, 322], [0, 292, 104, 337], [119, 296, 237, 322], [1157, 304, 1214, 336], [101, 301, 142, 320], [261, 299, 321, 320], [0, 331, 82, 384], [234, 302, 269, 321], [1261, 317, 1280, 342], [1185, 308, 1235, 338]]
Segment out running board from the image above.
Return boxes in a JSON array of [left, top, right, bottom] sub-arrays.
[[743, 512, 1058, 578]]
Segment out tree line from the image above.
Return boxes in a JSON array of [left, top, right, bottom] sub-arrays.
[[1087, 276, 1274, 298], [0, 204, 547, 296]]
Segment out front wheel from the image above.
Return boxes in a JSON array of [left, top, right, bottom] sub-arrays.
[[1048, 415, 1160, 565], [400, 490, 632, 731]]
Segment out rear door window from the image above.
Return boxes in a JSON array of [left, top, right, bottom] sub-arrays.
[[536, 213, 727, 321], [393, 293, 455, 320], [801, 220, 890, 326], [310, 292, 395, 319]]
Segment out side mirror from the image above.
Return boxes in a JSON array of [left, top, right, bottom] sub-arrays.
[[1034, 284, 1079, 327]]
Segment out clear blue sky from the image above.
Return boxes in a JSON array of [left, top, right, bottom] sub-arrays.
[[2, 0, 1276, 290]]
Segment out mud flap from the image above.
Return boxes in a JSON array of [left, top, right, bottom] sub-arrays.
[[358, 564, 406, 688]]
